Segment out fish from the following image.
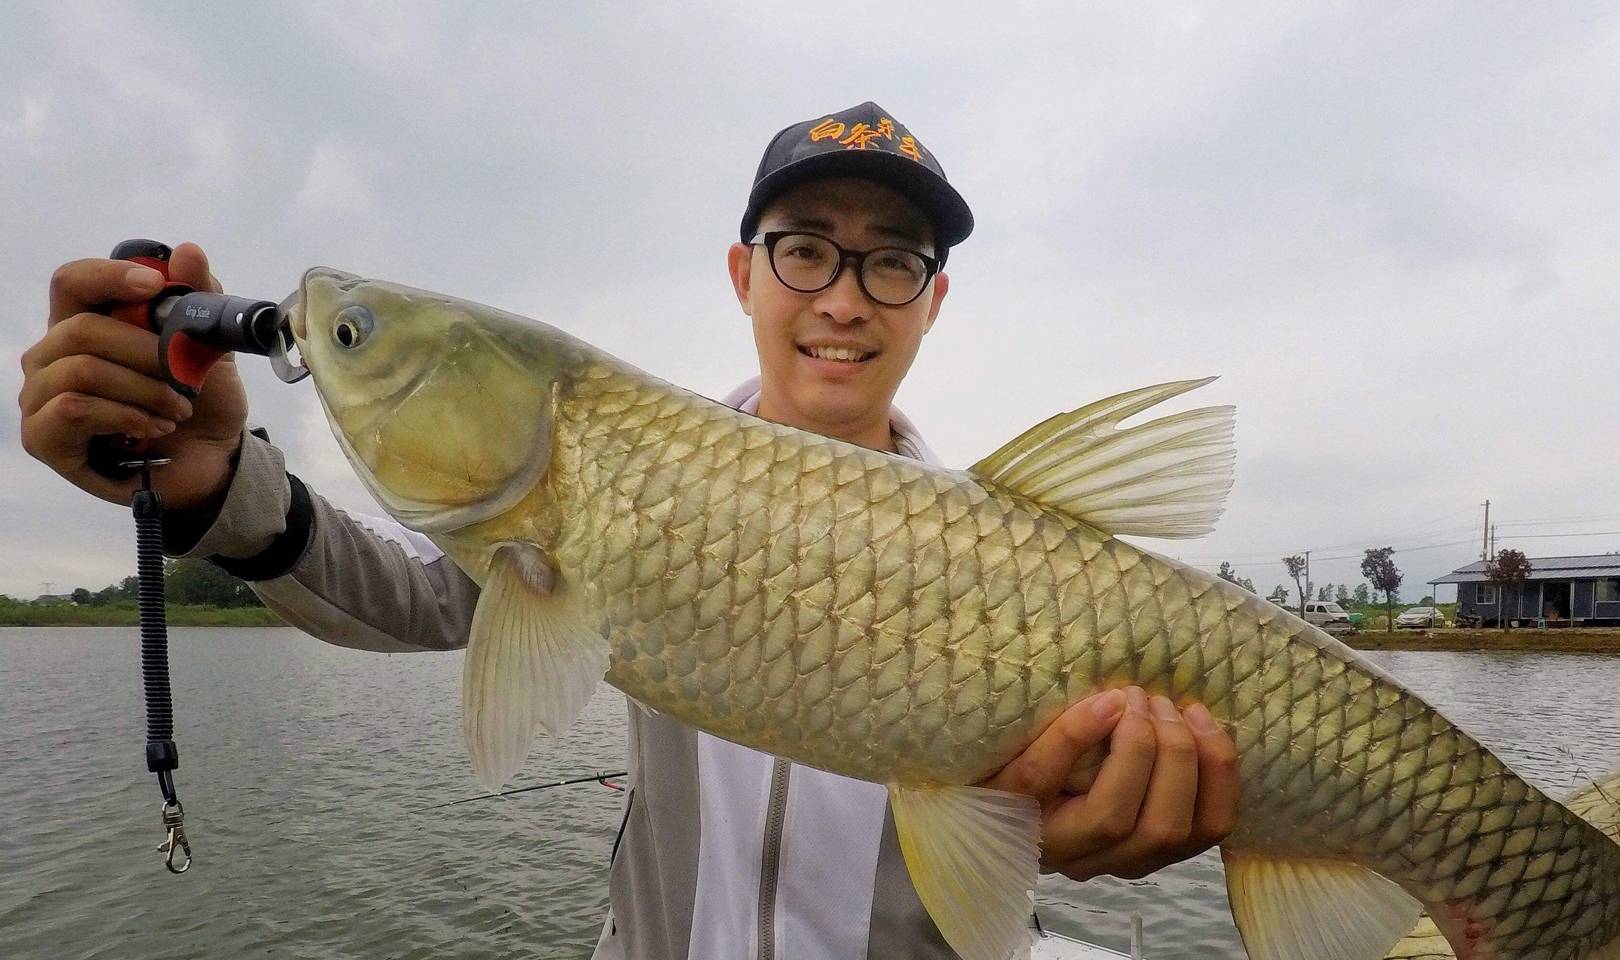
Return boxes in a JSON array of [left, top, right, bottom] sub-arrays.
[[287, 267, 1620, 960]]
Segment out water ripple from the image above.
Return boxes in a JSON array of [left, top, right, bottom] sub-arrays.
[[2, 628, 1617, 958]]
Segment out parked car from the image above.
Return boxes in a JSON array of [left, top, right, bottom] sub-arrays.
[[1396, 606, 1446, 629]]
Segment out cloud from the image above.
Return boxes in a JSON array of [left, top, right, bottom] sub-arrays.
[[3, 2, 1619, 603]]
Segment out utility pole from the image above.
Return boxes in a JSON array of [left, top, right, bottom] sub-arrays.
[[1481, 499, 1491, 560], [1304, 550, 1312, 601]]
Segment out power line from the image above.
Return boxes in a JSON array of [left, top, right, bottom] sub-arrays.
[[1499, 530, 1620, 541], [1185, 518, 1620, 569]]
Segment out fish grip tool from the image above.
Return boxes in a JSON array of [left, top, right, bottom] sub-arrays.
[[94, 239, 308, 874]]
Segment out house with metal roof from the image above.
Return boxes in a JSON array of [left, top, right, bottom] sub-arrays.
[[1431, 553, 1620, 626]]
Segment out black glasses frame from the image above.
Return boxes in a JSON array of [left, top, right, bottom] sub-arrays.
[[751, 231, 940, 307]]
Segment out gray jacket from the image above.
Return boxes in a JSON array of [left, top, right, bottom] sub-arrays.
[[174, 379, 958, 958]]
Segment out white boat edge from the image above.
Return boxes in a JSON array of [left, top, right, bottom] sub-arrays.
[[1031, 928, 1136, 960]]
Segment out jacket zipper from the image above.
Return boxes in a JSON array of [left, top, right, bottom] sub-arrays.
[[757, 758, 792, 960]]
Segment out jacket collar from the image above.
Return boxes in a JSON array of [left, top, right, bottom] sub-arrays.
[[718, 376, 942, 466]]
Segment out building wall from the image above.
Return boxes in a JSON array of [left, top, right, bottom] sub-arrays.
[[1453, 577, 1620, 624]]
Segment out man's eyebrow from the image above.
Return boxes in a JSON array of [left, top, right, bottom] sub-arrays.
[[871, 223, 928, 246], [777, 214, 835, 232], [774, 213, 932, 250]]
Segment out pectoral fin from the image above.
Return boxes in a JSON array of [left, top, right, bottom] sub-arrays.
[[1222, 849, 1423, 960], [889, 784, 1041, 960], [463, 543, 607, 792]]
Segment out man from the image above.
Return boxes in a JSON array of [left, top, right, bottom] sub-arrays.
[[21, 101, 1237, 958]]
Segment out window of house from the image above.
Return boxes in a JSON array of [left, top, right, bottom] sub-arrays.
[[1597, 578, 1620, 603], [1475, 584, 1497, 604]]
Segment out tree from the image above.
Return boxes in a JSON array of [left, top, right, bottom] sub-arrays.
[[162, 558, 263, 608], [1361, 547, 1404, 633], [1485, 548, 1532, 631], [1352, 583, 1370, 605], [1268, 585, 1290, 605], [1316, 584, 1331, 602], [1283, 555, 1307, 617], [1216, 562, 1257, 595], [71, 587, 92, 605], [1336, 584, 1351, 603]]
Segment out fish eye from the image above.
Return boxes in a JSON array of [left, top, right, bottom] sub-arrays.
[[333, 304, 375, 349]]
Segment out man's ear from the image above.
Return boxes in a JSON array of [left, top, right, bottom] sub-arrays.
[[922, 271, 949, 334], [727, 242, 754, 316]]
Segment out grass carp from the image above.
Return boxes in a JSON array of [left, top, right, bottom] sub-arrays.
[[287, 268, 1620, 960]]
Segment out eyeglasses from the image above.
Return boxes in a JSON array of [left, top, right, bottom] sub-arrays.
[[749, 231, 940, 307]]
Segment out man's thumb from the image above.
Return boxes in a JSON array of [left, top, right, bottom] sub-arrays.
[[168, 241, 223, 293]]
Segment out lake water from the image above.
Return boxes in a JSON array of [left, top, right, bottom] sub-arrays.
[[3, 627, 1618, 959]]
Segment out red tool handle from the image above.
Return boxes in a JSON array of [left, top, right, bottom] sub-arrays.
[[87, 241, 199, 477], [108, 240, 226, 397]]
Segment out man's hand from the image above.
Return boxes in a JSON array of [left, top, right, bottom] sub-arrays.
[[19, 242, 248, 518], [981, 686, 1240, 881]]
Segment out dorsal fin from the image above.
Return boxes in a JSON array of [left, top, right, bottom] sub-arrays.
[[969, 378, 1235, 539]]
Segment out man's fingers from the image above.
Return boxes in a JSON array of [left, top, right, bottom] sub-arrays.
[[1183, 703, 1241, 850], [49, 259, 165, 324], [167, 242, 222, 294], [19, 353, 193, 421], [1130, 696, 1201, 852], [20, 312, 167, 379], [22, 393, 175, 461], [1042, 687, 1157, 854], [980, 689, 1124, 797], [1061, 743, 1107, 795]]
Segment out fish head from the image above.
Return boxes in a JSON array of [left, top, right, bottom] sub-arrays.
[[289, 268, 561, 533]]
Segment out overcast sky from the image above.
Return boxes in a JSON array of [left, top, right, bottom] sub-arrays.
[[4, 2, 1618, 605]]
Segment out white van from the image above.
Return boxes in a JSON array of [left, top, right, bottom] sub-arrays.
[[1302, 601, 1354, 632]]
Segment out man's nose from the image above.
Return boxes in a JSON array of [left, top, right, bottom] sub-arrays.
[[813, 263, 870, 325]]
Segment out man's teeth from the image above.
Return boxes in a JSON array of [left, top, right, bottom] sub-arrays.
[[804, 346, 873, 362]]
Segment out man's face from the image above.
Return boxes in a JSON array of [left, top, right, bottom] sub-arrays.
[[727, 177, 949, 445]]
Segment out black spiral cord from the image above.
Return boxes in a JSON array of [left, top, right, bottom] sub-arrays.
[[132, 464, 191, 873]]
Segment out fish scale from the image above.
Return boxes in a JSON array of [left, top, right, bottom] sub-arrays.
[[292, 269, 1620, 960]]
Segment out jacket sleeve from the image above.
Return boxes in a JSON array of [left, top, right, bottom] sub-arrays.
[[165, 428, 479, 653]]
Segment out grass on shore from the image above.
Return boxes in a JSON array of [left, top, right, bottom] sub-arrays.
[[0, 599, 282, 627], [1345, 626, 1620, 654]]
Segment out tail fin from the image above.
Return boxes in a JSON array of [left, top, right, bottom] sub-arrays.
[[1383, 768, 1620, 960], [1569, 770, 1620, 960]]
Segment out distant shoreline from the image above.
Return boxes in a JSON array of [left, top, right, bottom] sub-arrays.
[[0, 605, 283, 627], [11, 613, 1617, 650], [1346, 627, 1620, 654]]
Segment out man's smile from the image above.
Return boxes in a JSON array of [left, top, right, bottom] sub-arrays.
[[796, 340, 879, 364]]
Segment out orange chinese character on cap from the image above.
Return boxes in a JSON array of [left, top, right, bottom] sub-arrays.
[[877, 117, 895, 139], [898, 135, 923, 162], [840, 123, 882, 149], [808, 119, 845, 142]]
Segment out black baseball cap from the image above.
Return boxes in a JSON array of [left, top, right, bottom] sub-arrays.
[[740, 101, 974, 256]]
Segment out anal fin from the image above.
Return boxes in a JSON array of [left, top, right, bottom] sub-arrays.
[[889, 783, 1041, 960], [463, 543, 607, 792], [1223, 848, 1422, 960]]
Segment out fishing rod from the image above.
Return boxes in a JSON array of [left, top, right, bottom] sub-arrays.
[[424, 771, 629, 810], [92, 239, 307, 873]]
